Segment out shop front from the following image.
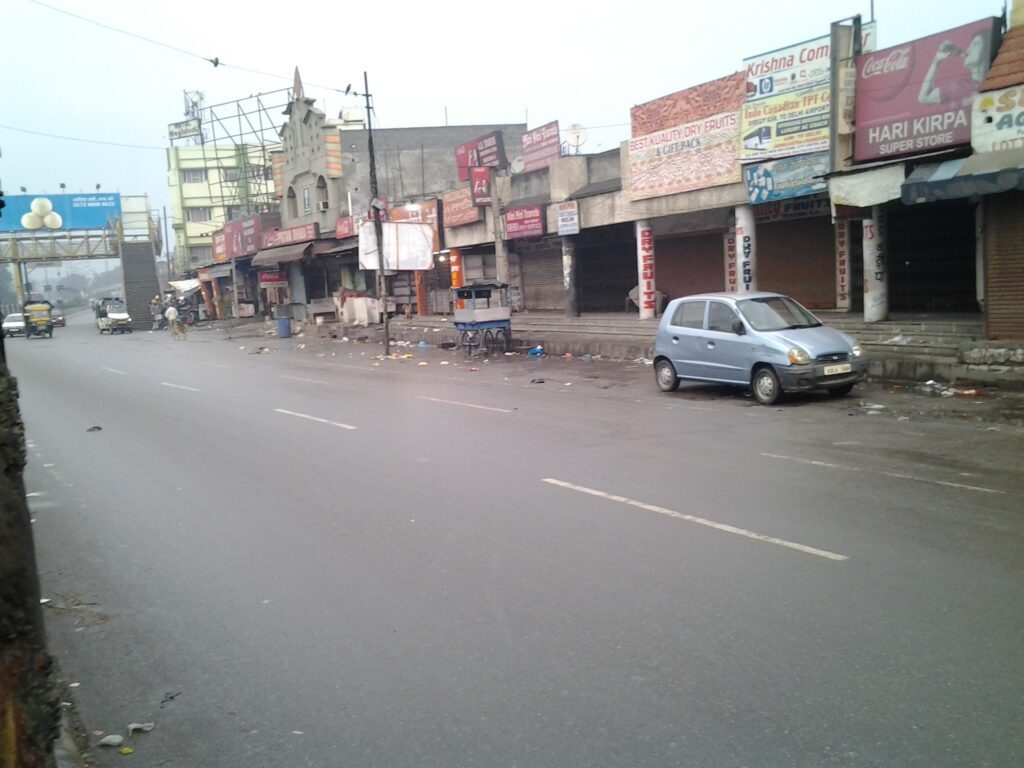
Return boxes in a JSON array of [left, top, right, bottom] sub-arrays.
[[754, 196, 838, 310]]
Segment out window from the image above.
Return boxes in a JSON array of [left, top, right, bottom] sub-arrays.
[[225, 206, 243, 221], [316, 176, 328, 207], [287, 188, 298, 218], [707, 302, 740, 333], [186, 207, 212, 222], [180, 168, 207, 184], [222, 167, 241, 182], [672, 300, 706, 329], [189, 245, 212, 262], [302, 187, 311, 215], [737, 296, 821, 332]]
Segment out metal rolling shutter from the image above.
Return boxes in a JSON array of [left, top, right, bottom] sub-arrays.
[[520, 241, 564, 310], [757, 217, 836, 309], [986, 191, 1024, 339]]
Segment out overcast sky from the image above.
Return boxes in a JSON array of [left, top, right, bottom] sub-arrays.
[[0, 0, 1000, 232]]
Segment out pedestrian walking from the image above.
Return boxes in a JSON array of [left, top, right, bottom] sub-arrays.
[[165, 303, 185, 340], [150, 296, 161, 331]]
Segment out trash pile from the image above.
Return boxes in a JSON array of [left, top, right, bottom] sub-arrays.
[[917, 380, 985, 398]]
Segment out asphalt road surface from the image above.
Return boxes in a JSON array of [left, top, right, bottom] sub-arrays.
[[10, 312, 1024, 767]]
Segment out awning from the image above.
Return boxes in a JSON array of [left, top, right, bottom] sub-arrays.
[[828, 163, 905, 209], [252, 242, 310, 267], [901, 148, 1024, 204], [168, 278, 201, 294]]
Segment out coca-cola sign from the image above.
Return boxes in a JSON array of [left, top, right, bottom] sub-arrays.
[[855, 18, 997, 162]]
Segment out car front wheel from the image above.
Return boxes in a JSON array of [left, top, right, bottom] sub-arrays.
[[655, 359, 680, 392], [751, 366, 781, 405]]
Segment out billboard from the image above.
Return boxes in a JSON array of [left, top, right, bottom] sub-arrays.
[[741, 24, 876, 161], [358, 221, 434, 270], [522, 121, 561, 172], [389, 199, 441, 252], [744, 151, 830, 203], [260, 222, 318, 249], [631, 72, 746, 136], [972, 86, 1024, 153], [455, 131, 507, 181], [629, 111, 741, 199], [168, 118, 201, 140], [442, 187, 483, 227], [469, 167, 493, 206], [0, 193, 122, 232], [855, 18, 998, 161]]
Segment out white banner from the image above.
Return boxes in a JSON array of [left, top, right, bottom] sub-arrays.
[[358, 221, 435, 270]]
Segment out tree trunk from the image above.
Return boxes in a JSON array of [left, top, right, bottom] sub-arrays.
[[0, 363, 58, 768]]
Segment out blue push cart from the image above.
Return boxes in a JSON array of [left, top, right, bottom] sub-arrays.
[[453, 282, 512, 355]]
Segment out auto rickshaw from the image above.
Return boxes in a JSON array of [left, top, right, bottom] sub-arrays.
[[23, 300, 54, 339], [96, 299, 133, 334]]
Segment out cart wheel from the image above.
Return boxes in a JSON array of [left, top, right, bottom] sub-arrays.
[[460, 330, 481, 354], [494, 328, 510, 353], [483, 329, 496, 354]]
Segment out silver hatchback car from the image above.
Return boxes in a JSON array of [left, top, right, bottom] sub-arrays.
[[653, 292, 868, 405]]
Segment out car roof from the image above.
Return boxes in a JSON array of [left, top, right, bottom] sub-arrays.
[[671, 291, 786, 302]]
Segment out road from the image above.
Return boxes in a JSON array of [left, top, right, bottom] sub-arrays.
[[9, 312, 1024, 767]]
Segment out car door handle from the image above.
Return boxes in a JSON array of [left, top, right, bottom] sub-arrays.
[[671, 336, 679, 343], [706, 341, 716, 348]]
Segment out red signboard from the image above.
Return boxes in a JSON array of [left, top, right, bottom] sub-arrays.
[[503, 205, 545, 239], [455, 131, 507, 181], [223, 219, 244, 261], [854, 18, 997, 161], [260, 222, 319, 249], [442, 187, 483, 227], [258, 270, 288, 287], [522, 121, 561, 172], [335, 216, 355, 239], [469, 167, 493, 206], [242, 214, 276, 255]]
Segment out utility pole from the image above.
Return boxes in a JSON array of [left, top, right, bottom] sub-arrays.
[[364, 71, 390, 356]]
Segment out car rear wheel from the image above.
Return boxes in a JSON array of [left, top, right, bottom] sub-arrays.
[[655, 359, 680, 392], [751, 366, 781, 405], [828, 383, 854, 398]]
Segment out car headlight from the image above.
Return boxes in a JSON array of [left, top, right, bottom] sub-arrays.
[[851, 344, 863, 357], [787, 348, 810, 365]]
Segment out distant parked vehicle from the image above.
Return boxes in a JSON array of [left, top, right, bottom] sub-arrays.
[[52, 310, 66, 327], [3, 313, 26, 337], [653, 292, 868, 405]]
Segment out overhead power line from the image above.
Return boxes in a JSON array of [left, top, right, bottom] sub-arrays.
[[0, 123, 165, 150]]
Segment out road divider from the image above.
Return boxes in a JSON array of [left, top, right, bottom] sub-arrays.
[[542, 477, 849, 562], [273, 408, 357, 431]]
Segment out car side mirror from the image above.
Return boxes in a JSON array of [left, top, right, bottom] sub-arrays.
[[732, 319, 745, 335]]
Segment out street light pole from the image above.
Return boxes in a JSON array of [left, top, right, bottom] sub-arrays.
[[363, 71, 390, 357]]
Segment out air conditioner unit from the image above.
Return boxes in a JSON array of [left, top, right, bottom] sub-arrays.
[[317, 201, 330, 212]]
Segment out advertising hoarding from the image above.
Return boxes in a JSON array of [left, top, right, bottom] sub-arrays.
[[455, 131, 507, 181], [469, 167, 493, 206], [260, 222, 318, 249], [744, 151, 830, 203], [556, 201, 580, 236], [0, 193, 122, 232], [335, 217, 355, 239], [389, 199, 441, 252], [854, 18, 997, 161], [629, 111, 741, 199]]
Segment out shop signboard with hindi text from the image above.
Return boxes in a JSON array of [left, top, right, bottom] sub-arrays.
[[455, 131, 507, 181], [556, 201, 580, 236], [335, 216, 355, 239], [503, 205, 545, 239], [258, 270, 288, 288], [442, 187, 483, 227], [469, 167, 493, 206], [522, 121, 561, 172], [854, 18, 998, 161], [260, 222, 318, 249]]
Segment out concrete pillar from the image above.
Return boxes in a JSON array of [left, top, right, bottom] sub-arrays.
[[561, 236, 579, 317], [734, 204, 757, 292], [415, 270, 429, 317], [634, 220, 656, 319], [723, 230, 738, 292], [863, 205, 888, 322]]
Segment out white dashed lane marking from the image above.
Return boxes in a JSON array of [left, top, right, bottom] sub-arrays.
[[273, 408, 357, 431]]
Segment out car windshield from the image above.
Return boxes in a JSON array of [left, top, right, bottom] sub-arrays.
[[5, 315, 23, 323], [737, 296, 821, 331]]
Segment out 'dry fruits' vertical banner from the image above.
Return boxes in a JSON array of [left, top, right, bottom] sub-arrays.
[[854, 18, 998, 161]]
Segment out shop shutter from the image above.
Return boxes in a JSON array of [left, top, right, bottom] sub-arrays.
[[520, 241, 565, 310], [758, 217, 836, 309], [986, 191, 1024, 339]]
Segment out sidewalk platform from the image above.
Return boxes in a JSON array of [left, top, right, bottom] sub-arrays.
[[387, 310, 1024, 386]]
